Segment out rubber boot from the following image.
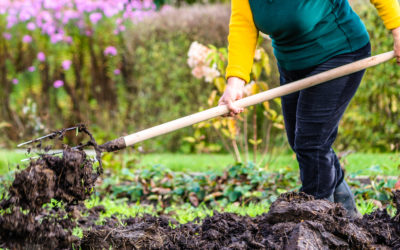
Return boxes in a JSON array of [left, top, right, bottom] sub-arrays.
[[326, 194, 334, 202], [334, 180, 361, 219]]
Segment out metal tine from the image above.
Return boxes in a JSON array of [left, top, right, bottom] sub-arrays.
[[20, 144, 85, 162], [17, 126, 79, 147]]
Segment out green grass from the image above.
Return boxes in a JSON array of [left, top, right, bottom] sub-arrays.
[[1, 150, 399, 176], [0, 150, 26, 174], [84, 195, 383, 225], [134, 152, 400, 176], [85, 196, 271, 224]]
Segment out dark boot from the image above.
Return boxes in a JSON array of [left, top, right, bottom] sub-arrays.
[[325, 194, 334, 202], [334, 180, 361, 218]]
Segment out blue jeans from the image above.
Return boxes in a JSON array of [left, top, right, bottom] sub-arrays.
[[279, 42, 371, 199]]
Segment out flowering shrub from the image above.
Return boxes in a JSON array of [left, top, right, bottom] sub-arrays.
[[187, 41, 220, 82], [0, 0, 157, 140], [186, 40, 285, 166]]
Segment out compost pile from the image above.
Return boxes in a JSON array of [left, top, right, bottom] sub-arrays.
[[1, 127, 400, 249]]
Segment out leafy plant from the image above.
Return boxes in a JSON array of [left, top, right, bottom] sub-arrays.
[[186, 39, 285, 166]]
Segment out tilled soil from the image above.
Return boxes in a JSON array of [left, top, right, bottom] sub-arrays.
[[0, 128, 399, 249], [80, 192, 400, 249]]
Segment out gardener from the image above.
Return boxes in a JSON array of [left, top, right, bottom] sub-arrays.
[[219, 0, 400, 218]]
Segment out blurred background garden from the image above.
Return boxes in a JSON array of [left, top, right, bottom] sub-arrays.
[[1, 0, 400, 223]]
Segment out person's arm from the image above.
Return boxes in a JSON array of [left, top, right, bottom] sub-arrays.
[[225, 0, 258, 83], [219, 0, 258, 116], [370, 0, 400, 64]]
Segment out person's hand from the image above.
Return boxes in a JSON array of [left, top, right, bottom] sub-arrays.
[[392, 26, 400, 65], [218, 77, 245, 117]]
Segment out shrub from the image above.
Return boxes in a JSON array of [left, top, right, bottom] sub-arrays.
[[114, 4, 231, 151], [337, 2, 400, 152]]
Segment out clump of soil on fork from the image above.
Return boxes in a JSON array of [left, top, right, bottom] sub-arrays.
[[0, 125, 103, 249]]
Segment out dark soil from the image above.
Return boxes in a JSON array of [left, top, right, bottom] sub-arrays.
[[80, 192, 400, 250], [1, 125, 399, 249], [0, 125, 102, 249]]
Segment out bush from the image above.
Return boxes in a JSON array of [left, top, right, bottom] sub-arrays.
[[121, 4, 231, 151], [337, 3, 400, 152], [0, 4, 231, 151]]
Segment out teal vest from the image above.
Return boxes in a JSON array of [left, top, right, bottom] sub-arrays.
[[249, 0, 370, 70]]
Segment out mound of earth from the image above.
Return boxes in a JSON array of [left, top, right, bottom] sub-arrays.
[[80, 192, 400, 249]]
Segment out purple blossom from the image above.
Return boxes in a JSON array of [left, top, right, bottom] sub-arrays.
[[7, 15, 18, 28], [19, 9, 32, 21], [41, 22, 56, 35], [28, 66, 36, 72], [114, 69, 121, 75], [12, 78, 19, 84], [89, 12, 102, 24], [22, 35, 32, 43], [104, 7, 119, 18], [37, 52, 46, 62], [50, 33, 63, 44], [104, 46, 117, 56], [62, 60, 72, 70], [27, 22, 36, 30], [53, 80, 64, 88], [64, 36, 73, 44], [3, 33, 12, 40]]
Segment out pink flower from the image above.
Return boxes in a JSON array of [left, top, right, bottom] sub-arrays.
[[62, 60, 72, 70], [64, 36, 73, 44], [53, 80, 64, 88], [22, 35, 32, 43], [104, 46, 117, 56], [12, 78, 19, 85], [28, 66, 35, 72], [37, 52, 46, 62], [89, 12, 102, 24], [19, 9, 32, 21], [27, 22, 36, 31], [50, 33, 63, 44], [3, 33, 11, 40], [114, 69, 121, 75]]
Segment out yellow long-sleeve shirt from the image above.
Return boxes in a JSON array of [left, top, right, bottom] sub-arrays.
[[226, 0, 400, 83]]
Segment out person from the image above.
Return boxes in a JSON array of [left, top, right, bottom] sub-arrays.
[[218, 0, 400, 218]]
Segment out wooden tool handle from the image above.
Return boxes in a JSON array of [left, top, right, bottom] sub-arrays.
[[103, 51, 395, 152]]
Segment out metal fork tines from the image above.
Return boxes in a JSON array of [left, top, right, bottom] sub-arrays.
[[17, 126, 79, 148]]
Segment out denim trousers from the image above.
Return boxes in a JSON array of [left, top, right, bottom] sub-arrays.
[[278, 42, 371, 199]]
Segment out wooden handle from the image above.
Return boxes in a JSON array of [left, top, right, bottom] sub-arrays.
[[120, 51, 394, 148]]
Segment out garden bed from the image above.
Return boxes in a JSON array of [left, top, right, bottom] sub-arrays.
[[1, 146, 400, 249]]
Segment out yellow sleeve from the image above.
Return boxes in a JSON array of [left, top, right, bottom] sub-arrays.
[[370, 0, 400, 30], [225, 0, 258, 83]]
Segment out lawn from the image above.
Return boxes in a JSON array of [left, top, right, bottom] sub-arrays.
[[1, 149, 399, 176]]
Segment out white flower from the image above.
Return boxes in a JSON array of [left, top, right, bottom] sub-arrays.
[[244, 81, 255, 96], [203, 66, 220, 83], [254, 48, 263, 61], [187, 41, 211, 68]]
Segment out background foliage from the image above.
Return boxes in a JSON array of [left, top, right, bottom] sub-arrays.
[[1, 1, 399, 153]]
